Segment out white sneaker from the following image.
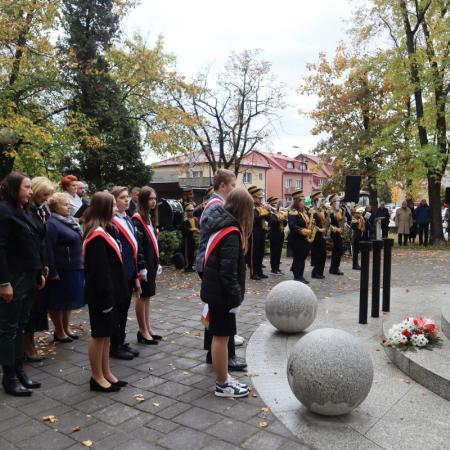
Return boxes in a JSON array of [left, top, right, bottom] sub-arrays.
[[234, 335, 245, 346], [227, 375, 248, 389], [215, 380, 249, 398]]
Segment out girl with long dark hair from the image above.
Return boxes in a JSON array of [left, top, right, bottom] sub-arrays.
[[83, 192, 128, 392]]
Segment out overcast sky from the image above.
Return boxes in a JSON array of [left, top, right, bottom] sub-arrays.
[[124, 0, 354, 159]]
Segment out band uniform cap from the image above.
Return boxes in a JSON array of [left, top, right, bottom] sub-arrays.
[[311, 190, 322, 201], [183, 187, 193, 193], [247, 185, 259, 195], [292, 190, 305, 201], [267, 196, 278, 204], [248, 186, 264, 197], [329, 193, 339, 203], [205, 186, 214, 197], [355, 206, 365, 214]]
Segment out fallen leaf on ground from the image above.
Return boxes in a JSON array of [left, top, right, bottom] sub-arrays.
[[82, 440, 93, 447], [153, 402, 160, 407], [402, 379, 412, 384], [72, 426, 81, 432], [259, 421, 268, 428], [42, 415, 58, 423], [244, 371, 257, 377], [251, 392, 258, 398], [261, 407, 270, 413], [133, 394, 145, 402]]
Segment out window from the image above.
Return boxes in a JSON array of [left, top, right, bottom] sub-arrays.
[[296, 179, 302, 189], [285, 178, 292, 188], [259, 173, 263, 180], [192, 170, 203, 178], [300, 162, 308, 171], [287, 161, 294, 169], [318, 178, 325, 186], [243, 172, 252, 183]]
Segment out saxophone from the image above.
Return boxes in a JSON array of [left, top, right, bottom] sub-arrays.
[[306, 210, 320, 243], [329, 209, 345, 235]]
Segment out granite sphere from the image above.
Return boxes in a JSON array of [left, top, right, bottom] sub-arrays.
[[265, 280, 318, 333], [287, 328, 374, 416]]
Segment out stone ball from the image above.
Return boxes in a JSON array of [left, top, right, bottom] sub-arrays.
[[287, 328, 374, 416], [265, 280, 318, 333]]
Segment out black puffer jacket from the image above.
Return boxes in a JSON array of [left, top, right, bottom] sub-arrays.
[[200, 207, 246, 311]]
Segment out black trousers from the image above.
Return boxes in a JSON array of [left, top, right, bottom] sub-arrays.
[[0, 272, 36, 366], [250, 231, 266, 276], [110, 283, 133, 350], [352, 237, 361, 268], [311, 234, 326, 276], [289, 238, 309, 279], [330, 233, 343, 272], [269, 234, 284, 272], [381, 226, 389, 239], [398, 233, 409, 245], [418, 224, 429, 245], [183, 236, 196, 269]]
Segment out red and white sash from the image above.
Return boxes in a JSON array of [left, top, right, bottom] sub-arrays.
[[200, 197, 224, 224], [83, 227, 123, 264], [112, 216, 138, 261], [201, 225, 240, 329], [132, 213, 159, 260]]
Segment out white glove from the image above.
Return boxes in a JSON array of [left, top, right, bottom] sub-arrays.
[[229, 306, 241, 315], [157, 265, 162, 276], [139, 269, 148, 282]]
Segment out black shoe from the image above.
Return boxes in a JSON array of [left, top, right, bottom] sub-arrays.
[[228, 357, 247, 372], [206, 352, 212, 364], [89, 378, 120, 392], [53, 332, 72, 343], [330, 270, 344, 275], [67, 334, 79, 340], [151, 334, 163, 341], [296, 277, 309, 284], [259, 273, 268, 279], [352, 266, 361, 271], [311, 274, 325, 279], [184, 267, 195, 273], [122, 343, 139, 357], [250, 275, 261, 280], [107, 379, 128, 387], [24, 354, 46, 363], [2, 366, 32, 397], [137, 331, 158, 345], [15, 360, 41, 389], [110, 347, 134, 360]]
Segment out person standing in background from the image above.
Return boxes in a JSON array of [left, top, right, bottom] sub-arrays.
[[267, 196, 286, 275], [46, 193, 85, 343], [374, 201, 390, 239], [407, 199, 417, 243], [351, 207, 365, 270], [61, 175, 82, 217], [310, 191, 327, 279], [126, 187, 140, 217], [395, 201, 413, 246], [0, 172, 44, 396], [415, 199, 432, 246], [23, 177, 54, 362], [328, 194, 345, 275], [181, 204, 198, 273]]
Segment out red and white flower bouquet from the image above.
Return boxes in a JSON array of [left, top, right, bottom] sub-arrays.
[[382, 316, 442, 351]]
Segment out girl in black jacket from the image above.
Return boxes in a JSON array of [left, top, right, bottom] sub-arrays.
[[132, 186, 162, 345], [83, 192, 128, 392], [200, 188, 254, 398]]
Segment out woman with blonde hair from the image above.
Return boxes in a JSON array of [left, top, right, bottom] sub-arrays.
[[132, 187, 161, 345], [200, 188, 253, 398], [46, 192, 84, 342], [83, 192, 128, 392], [24, 177, 55, 362]]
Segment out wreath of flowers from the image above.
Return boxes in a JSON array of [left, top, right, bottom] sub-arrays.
[[382, 316, 442, 351]]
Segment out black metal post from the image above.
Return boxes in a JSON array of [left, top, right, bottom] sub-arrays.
[[382, 238, 394, 312], [371, 240, 383, 318], [359, 241, 372, 324]]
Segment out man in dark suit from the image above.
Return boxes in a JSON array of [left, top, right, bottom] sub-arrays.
[[126, 187, 140, 217]]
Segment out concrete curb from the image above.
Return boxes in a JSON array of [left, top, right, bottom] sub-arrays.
[[441, 305, 450, 340]]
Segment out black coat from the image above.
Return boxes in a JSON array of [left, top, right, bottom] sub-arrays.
[[84, 226, 128, 311], [132, 214, 159, 274], [29, 204, 49, 267], [0, 201, 43, 284], [200, 208, 246, 311]]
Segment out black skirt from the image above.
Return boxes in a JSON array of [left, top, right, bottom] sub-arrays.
[[140, 271, 156, 298], [25, 288, 48, 333], [88, 304, 118, 338], [208, 305, 236, 337]]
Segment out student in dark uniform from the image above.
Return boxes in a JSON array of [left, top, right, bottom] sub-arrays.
[[247, 186, 269, 280], [267, 196, 286, 275], [193, 186, 214, 219], [310, 191, 327, 279], [132, 187, 162, 345], [181, 204, 198, 272], [0, 172, 45, 397], [24, 177, 54, 362], [287, 190, 312, 284], [328, 194, 345, 275], [111, 186, 141, 360], [126, 187, 140, 217], [351, 206, 366, 270], [83, 192, 129, 392]]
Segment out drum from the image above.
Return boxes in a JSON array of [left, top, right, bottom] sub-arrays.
[[158, 199, 184, 230]]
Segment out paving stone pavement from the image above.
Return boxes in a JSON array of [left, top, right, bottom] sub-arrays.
[[0, 246, 449, 450]]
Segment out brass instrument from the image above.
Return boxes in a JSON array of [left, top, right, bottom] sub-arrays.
[[188, 217, 199, 234], [256, 205, 270, 231], [328, 208, 345, 236]]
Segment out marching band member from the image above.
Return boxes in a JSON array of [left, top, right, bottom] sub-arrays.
[[267, 196, 286, 275], [193, 186, 214, 219], [179, 187, 196, 212], [287, 190, 312, 284], [351, 206, 365, 270], [181, 204, 198, 273], [310, 191, 327, 279], [328, 194, 345, 275], [247, 186, 270, 280]]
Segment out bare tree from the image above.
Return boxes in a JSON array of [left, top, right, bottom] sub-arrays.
[[172, 50, 285, 175]]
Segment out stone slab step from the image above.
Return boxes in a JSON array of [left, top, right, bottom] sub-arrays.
[[383, 319, 450, 401], [441, 305, 450, 340]]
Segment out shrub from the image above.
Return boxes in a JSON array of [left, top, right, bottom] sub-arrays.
[[158, 230, 182, 266]]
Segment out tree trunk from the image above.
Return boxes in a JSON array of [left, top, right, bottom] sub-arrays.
[[428, 175, 444, 243], [0, 145, 15, 179]]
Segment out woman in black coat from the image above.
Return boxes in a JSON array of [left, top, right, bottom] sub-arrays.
[[132, 186, 161, 345], [83, 192, 128, 392], [24, 177, 55, 362], [200, 188, 253, 398], [0, 172, 45, 396]]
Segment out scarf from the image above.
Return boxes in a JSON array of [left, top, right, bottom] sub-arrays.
[[53, 213, 83, 237]]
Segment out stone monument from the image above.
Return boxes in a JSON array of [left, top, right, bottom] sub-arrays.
[[287, 328, 373, 416]]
